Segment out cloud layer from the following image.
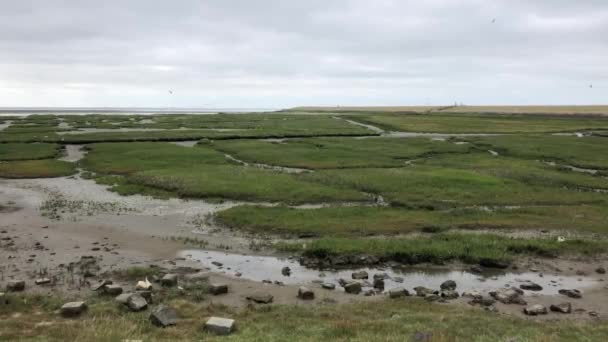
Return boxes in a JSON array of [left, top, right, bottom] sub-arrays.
[[1, 0, 606, 107]]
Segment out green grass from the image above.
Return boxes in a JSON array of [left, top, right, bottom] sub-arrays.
[[0, 143, 62, 161], [2, 293, 608, 341], [346, 112, 608, 133], [276, 233, 608, 265], [0, 159, 76, 178], [216, 205, 608, 236], [212, 137, 471, 169]]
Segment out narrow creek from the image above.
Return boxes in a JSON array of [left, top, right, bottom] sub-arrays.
[[179, 249, 599, 296]]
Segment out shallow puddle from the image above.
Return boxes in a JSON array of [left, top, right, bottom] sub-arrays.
[[59, 145, 86, 162], [179, 249, 599, 296], [170, 140, 199, 147]]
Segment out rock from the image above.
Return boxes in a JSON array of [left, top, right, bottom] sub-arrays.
[[440, 290, 459, 300], [351, 271, 368, 280], [523, 304, 548, 316], [373, 273, 388, 280], [364, 289, 376, 296], [520, 281, 543, 291], [6, 280, 25, 292], [424, 294, 440, 302], [550, 302, 572, 314], [246, 293, 274, 304], [150, 305, 178, 327], [298, 286, 315, 300], [60, 301, 87, 317], [104, 284, 123, 296], [343, 282, 362, 294], [373, 278, 385, 290], [490, 287, 526, 305], [558, 289, 582, 299], [115, 293, 133, 304], [321, 283, 336, 290], [440, 280, 457, 291], [211, 261, 223, 267], [462, 290, 483, 300], [338, 278, 348, 287], [281, 266, 291, 276], [469, 297, 496, 307], [589, 311, 599, 317], [470, 266, 484, 274], [91, 279, 112, 291], [209, 283, 228, 295], [35, 278, 51, 285], [414, 286, 437, 297], [205, 317, 235, 335], [479, 259, 509, 269], [393, 277, 404, 283], [137, 290, 153, 301], [389, 287, 409, 298], [160, 274, 178, 287], [596, 267, 606, 274], [127, 294, 148, 311]]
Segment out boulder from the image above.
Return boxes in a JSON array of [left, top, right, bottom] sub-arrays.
[[321, 283, 336, 290], [351, 271, 369, 280], [6, 280, 25, 292], [343, 282, 362, 294], [440, 280, 457, 291], [160, 274, 178, 287], [115, 293, 133, 304], [373, 278, 385, 290], [209, 283, 228, 295], [520, 281, 543, 291], [373, 273, 388, 280], [389, 288, 409, 298], [150, 305, 178, 327], [558, 289, 582, 299], [127, 294, 148, 311], [523, 304, 548, 316], [246, 293, 274, 304], [205, 317, 235, 335], [60, 301, 87, 317], [490, 287, 526, 305], [281, 267, 291, 276], [550, 302, 572, 314], [414, 286, 436, 297], [35, 278, 51, 285], [104, 284, 123, 296], [440, 290, 459, 300], [298, 286, 315, 300]]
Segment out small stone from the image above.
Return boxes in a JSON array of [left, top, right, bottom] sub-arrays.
[[351, 271, 368, 280], [60, 301, 87, 317], [205, 317, 235, 335], [440, 290, 459, 300], [523, 304, 548, 316], [321, 283, 336, 290], [298, 286, 315, 300], [246, 293, 273, 304], [469, 297, 496, 307], [343, 282, 362, 294], [596, 267, 606, 274], [211, 261, 223, 267], [127, 294, 148, 311], [389, 287, 409, 298], [440, 280, 457, 291], [281, 266, 291, 276], [161, 274, 178, 287], [6, 280, 25, 292], [150, 305, 178, 327], [520, 281, 543, 291], [393, 277, 404, 283], [462, 290, 483, 300], [104, 284, 123, 296], [550, 302, 572, 314], [373, 278, 385, 290], [490, 287, 526, 305], [35, 278, 51, 285], [91, 279, 113, 291], [470, 266, 484, 274], [558, 289, 582, 299], [137, 290, 153, 301], [115, 293, 133, 304], [414, 287, 437, 297], [209, 283, 228, 295], [589, 311, 599, 317]]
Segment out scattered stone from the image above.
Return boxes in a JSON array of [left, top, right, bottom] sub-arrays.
[[424, 294, 440, 302], [469, 297, 496, 307], [589, 311, 599, 317], [440, 290, 459, 300], [161, 274, 178, 287], [91, 279, 112, 291], [351, 271, 368, 280], [558, 289, 582, 299], [104, 284, 123, 296], [343, 282, 362, 294], [35, 278, 51, 285], [211, 261, 223, 267], [389, 288, 409, 298], [462, 290, 483, 300], [550, 302, 572, 314], [490, 287, 526, 305], [281, 266, 291, 276], [321, 283, 336, 290], [6, 280, 25, 292], [205, 317, 235, 335], [523, 304, 548, 316], [373, 278, 385, 290], [60, 301, 87, 317], [520, 281, 543, 291], [246, 293, 274, 304], [440, 280, 457, 291], [150, 305, 178, 327], [338, 278, 348, 287], [414, 287, 437, 297], [127, 294, 148, 311], [137, 290, 153, 301], [209, 283, 228, 295], [373, 273, 388, 280], [115, 293, 133, 304], [298, 286, 315, 300], [596, 267, 606, 274]]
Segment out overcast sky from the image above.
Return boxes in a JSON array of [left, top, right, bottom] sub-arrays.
[[0, 0, 606, 108]]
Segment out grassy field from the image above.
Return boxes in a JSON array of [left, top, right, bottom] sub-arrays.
[[2, 292, 608, 341], [0, 159, 76, 178], [0, 143, 61, 161], [290, 105, 608, 115]]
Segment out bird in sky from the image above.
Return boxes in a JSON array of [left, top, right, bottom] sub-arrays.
[[168, 90, 173, 94], [492, 18, 496, 23], [590, 84, 593, 88]]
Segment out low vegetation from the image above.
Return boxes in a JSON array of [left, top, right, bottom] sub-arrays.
[[0, 142, 61, 161], [0, 159, 76, 178]]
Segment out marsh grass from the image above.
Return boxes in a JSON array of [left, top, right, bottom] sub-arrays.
[[0, 143, 61, 161], [0, 159, 76, 178]]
